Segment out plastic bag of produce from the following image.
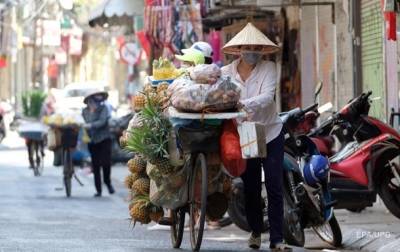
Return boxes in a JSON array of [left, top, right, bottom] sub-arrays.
[[149, 164, 189, 210], [170, 76, 241, 112], [189, 64, 221, 84]]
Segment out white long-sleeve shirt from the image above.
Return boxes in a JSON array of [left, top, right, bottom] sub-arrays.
[[221, 59, 283, 143]]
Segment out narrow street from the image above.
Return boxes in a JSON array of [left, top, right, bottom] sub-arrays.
[[0, 132, 399, 252]]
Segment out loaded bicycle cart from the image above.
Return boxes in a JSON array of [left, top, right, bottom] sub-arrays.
[[167, 108, 246, 251], [17, 118, 49, 176], [43, 113, 85, 197], [120, 61, 260, 251]]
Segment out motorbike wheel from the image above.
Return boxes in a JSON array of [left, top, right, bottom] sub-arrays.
[[283, 185, 305, 247], [377, 165, 400, 219], [227, 179, 269, 233], [313, 214, 342, 247]]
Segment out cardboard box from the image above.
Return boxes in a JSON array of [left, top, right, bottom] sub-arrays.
[[237, 122, 267, 159]]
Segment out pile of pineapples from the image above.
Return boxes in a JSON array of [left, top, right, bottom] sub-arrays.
[[121, 91, 175, 225], [124, 155, 164, 224], [133, 83, 169, 112]]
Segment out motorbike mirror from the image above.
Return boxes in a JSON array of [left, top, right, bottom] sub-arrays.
[[318, 102, 333, 114], [314, 81, 323, 101]]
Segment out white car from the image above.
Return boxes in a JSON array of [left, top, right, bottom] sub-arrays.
[[53, 81, 119, 114]]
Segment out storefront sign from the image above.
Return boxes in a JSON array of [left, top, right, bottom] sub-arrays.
[[55, 48, 67, 65], [42, 20, 61, 47], [69, 27, 83, 56]]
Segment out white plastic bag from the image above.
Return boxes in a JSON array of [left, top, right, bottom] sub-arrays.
[[170, 76, 241, 112], [189, 64, 221, 84]]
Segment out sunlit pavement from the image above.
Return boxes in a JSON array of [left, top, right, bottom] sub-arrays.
[[0, 132, 399, 252]]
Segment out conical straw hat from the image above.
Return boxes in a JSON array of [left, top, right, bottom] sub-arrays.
[[223, 22, 280, 55]]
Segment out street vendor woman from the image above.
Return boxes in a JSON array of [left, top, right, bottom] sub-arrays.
[[82, 89, 115, 197], [221, 23, 288, 251]]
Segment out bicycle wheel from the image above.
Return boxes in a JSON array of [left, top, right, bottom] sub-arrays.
[[189, 153, 208, 251], [63, 149, 73, 197], [30, 141, 39, 176], [171, 208, 185, 248], [35, 141, 44, 176], [38, 150, 44, 176], [38, 141, 45, 176]]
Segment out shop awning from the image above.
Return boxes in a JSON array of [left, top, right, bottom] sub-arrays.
[[88, 0, 144, 27]]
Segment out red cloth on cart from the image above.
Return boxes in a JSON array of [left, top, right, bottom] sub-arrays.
[[220, 120, 246, 177]]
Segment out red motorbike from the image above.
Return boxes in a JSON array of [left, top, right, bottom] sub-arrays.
[[303, 92, 400, 218]]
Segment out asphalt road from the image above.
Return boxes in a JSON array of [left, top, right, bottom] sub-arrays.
[[0, 132, 399, 252]]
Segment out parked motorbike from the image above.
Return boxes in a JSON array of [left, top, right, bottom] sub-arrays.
[[279, 103, 342, 247], [227, 101, 342, 247], [109, 112, 134, 164], [307, 92, 400, 218]]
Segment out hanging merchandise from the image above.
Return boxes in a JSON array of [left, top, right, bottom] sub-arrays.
[[0, 55, 6, 68], [136, 30, 152, 58], [384, 11, 396, 40], [144, 1, 204, 60], [207, 31, 222, 65], [175, 3, 203, 49]]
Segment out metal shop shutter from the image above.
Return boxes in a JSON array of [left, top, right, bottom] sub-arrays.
[[361, 0, 386, 119]]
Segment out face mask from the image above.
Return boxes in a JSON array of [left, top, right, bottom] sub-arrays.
[[88, 98, 100, 109], [241, 52, 262, 65], [94, 95, 104, 102]]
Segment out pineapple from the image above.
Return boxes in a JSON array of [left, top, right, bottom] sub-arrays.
[[157, 82, 169, 94], [128, 156, 146, 174], [134, 94, 146, 111], [132, 177, 150, 195], [147, 163, 163, 185], [145, 92, 159, 107], [143, 84, 155, 95], [124, 175, 135, 189], [119, 133, 128, 148], [130, 172, 142, 183], [128, 202, 135, 211], [151, 158, 174, 175], [149, 206, 164, 223], [130, 201, 151, 224]]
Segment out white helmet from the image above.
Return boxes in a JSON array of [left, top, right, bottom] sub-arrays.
[[182, 41, 213, 58]]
